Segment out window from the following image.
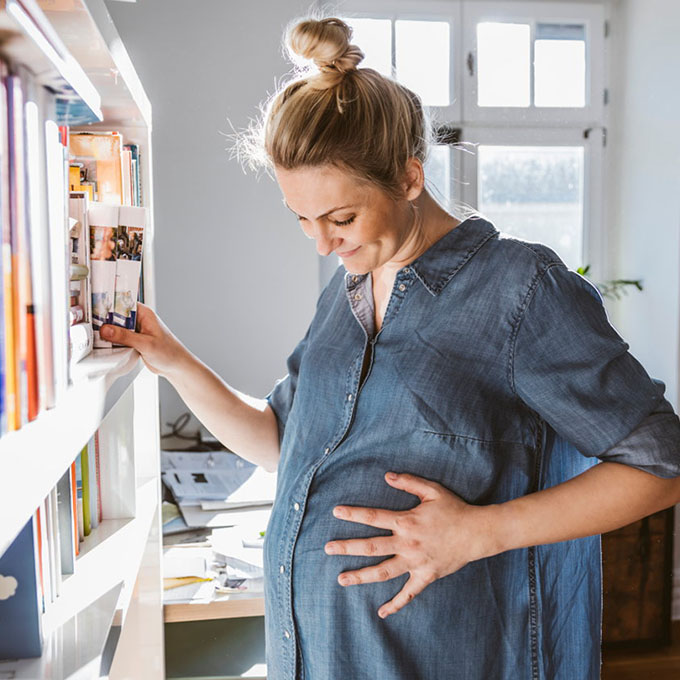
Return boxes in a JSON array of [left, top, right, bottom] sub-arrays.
[[324, 0, 607, 278]]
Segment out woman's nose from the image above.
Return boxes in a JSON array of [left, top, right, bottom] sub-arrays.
[[314, 225, 338, 257]]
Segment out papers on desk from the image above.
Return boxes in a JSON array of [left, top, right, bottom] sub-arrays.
[[161, 449, 277, 530], [162, 525, 266, 604]]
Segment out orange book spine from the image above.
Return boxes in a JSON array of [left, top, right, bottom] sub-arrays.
[[11, 247, 24, 429], [26, 303, 38, 421]]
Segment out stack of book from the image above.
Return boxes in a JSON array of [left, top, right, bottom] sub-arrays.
[[0, 61, 148, 438], [0, 429, 104, 659]]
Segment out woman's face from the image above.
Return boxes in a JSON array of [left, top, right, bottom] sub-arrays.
[[275, 164, 420, 275]]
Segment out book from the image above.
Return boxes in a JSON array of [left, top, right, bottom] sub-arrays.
[[113, 205, 145, 331], [37, 499, 50, 608], [69, 132, 124, 205], [69, 193, 93, 365], [88, 203, 117, 348], [0, 63, 9, 435], [44, 118, 70, 404], [0, 516, 43, 659], [56, 468, 75, 575], [23, 71, 55, 414], [6, 74, 27, 430], [94, 430, 102, 524], [87, 435, 98, 530], [70, 461, 79, 556], [74, 452, 84, 543], [81, 442, 91, 537], [69, 322, 93, 364]]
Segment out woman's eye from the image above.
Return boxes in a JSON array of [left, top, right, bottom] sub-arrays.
[[332, 216, 355, 226]]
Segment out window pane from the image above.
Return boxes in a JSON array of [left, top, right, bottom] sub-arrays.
[[535, 23, 586, 107], [477, 22, 530, 107], [477, 145, 584, 269], [342, 17, 392, 77], [424, 144, 451, 207], [395, 20, 450, 106]]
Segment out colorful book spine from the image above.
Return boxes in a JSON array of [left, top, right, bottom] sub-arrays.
[[87, 435, 98, 530], [3, 74, 18, 431], [81, 443, 91, 537], [74, 452, 84, 543]]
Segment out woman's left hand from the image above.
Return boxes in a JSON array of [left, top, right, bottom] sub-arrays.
[[324, 471, 500, 619]]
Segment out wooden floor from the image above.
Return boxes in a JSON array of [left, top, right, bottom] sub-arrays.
[[602, 622, 680, 679]]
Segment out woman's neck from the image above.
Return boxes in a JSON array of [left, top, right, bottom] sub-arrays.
[[373, 191, 461, 282]]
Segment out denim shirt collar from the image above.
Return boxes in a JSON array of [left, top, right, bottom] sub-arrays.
[[344, 215, 498, 297]]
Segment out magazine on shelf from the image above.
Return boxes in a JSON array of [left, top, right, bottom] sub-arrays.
[[113, 205, 145, 332], [69, 132, 124, 205], [88, 202, 117, 348]]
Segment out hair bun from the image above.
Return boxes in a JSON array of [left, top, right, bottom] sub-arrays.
[[288, 17, 365, 75]]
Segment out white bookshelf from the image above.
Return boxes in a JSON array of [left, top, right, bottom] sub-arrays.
[[0, 1, 162, 678]]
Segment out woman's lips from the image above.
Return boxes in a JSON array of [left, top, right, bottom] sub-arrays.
[[337, 245, 361, 257]]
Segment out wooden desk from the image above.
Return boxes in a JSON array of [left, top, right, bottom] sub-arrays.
[[164, 592, 264, 623]]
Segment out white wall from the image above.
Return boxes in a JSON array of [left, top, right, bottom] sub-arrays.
[[604, 0, 680, 617], [605, 0, 680, 408], [105, 0, 320, 435]]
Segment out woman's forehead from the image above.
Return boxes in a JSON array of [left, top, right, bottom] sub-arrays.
[[276, 165, 374, 215]]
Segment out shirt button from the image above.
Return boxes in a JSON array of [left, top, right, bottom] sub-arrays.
[[398, 283, 406, 292], [347, 393, 354, 401], [284, 630, 291, 639], [354, 293, 362, 301], [324, 447, 330, 454], [294, 502, 300, 511], [280, 565, 285, 573], [403, 267, 410, 274], [352, 275, 358, 282]]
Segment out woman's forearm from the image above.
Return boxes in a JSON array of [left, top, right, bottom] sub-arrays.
[[167, 351, 281, 472], [485, 462, 680, 558]]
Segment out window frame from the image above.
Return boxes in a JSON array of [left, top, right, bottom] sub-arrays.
[[338, 0, 463, 121], [455, 125, 606, 273], [461, 1, 606, 126]]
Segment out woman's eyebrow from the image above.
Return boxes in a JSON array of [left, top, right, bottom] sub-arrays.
[[282, 199, 355, 219]]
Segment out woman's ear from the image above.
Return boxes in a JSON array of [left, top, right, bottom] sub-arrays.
[[401, 157, 425, 202]]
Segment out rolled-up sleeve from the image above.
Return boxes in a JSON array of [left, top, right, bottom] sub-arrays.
[[512, 263, 680, 477], [598, 393, 680, 478]]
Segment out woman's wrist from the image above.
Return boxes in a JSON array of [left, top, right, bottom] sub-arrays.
[[470, 502, 513, 562], [163, 343, 200, 387]]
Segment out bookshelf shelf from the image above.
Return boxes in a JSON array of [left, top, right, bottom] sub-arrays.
[[0, 350, 143, 557], [0, 0, 162, 676], [43, 476, 158, 635], [0, 0, 102, 123], [0, 581, 124, 680], [40, 0, 151, 127]]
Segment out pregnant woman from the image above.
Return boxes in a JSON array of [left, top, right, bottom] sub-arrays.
[[102, 16, 680, 680]]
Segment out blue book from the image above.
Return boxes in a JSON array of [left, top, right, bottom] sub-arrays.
[[0, 516, 43, 659]]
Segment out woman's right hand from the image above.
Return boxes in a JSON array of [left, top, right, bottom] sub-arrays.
[[99, 302, 190, 380]]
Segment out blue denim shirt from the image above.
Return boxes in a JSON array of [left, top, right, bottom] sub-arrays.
[[264, 215, 680, 680]]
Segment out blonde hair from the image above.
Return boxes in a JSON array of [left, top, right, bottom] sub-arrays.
[[236, 16, 431, 201]]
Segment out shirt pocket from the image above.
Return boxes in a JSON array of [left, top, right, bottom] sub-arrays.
[[419, 429, 537, 504]]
